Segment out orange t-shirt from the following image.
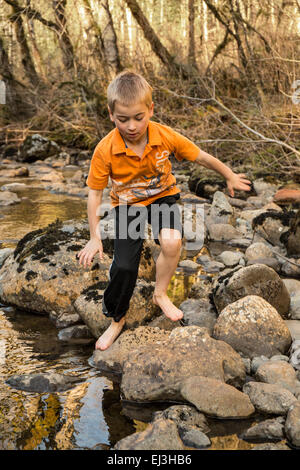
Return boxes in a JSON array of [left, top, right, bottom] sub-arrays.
[[86, 120, 200, 207]]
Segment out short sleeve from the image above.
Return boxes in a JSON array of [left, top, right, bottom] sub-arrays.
[[86, 145, 110, 189], [172, 129, 201, 162]]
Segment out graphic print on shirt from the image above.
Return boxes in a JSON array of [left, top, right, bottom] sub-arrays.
[[111, 151, 176, 203]]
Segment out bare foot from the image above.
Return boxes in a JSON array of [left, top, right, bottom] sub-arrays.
[[153, 293, 183, 322], [95, 317, 126, 351]]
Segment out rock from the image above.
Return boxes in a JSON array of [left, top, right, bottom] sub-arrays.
[[206, 191, 234, 225], [282, 210, 300, 256], [290, 341, 300, 371], [207, 223, 242, 242], [147, 314, 178, 331], [253, 180, 278, 198], [0, 190, 21, 206], [92, 326, 170, 376], [283, 279, 300, 296], [178, 260, 199, 271], [0, 218, 156, 321], [281, 259, 300, 278], [226, 238, 253, 249], [243, 382, 297, 415], [216, 251, 244, 268], [18, 134, 60, 163], [152, 404, 209, 433], [228, 197, 249, 209], [212, 296, 292, 359], [255, 361, 300, 398], [0, 182, 27, 191], [245, 242, 275, 262], [0, 248, 13, 269], [247, 257, 281, 272], [252, 211, 292, 247], [212, 264, 290, 318], [114, 418, 185, 450], [285, 401, 300, 448], [188, 278, 212, 299], [120, 326, 246, 403], [180, 376, 255, 419], [242, 358, 251, 375], [251, 356, 270, 374], [240, 417, 285, 442], [195, 255, 225, 273], [41, 170, 65, 183], [49, 311, 82, 328], [178, 425, 211, 448], [286, 320, 300, 341], [271, 355, 289, 362], [0, 219, 110, 317], [57, 325, 94, 344], [75, 280, 160, 338], [179, 298, 217, 333], [6, 371, 80, 392]]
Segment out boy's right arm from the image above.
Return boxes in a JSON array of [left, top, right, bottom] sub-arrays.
[[77, 189, 104, 268]]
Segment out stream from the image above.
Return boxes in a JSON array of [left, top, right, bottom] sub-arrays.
[[0, 170, 264, 450]]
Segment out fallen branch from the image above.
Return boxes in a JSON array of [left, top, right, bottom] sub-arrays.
[[158, 85, 300, 162]]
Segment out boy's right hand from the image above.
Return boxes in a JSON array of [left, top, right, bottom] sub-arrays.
[[77, 237, 104, 268]]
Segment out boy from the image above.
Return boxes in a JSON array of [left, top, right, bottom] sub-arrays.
[[77, 70, 251, 351]]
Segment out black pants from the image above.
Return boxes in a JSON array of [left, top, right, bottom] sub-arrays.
[[102, 193, 183, 322]]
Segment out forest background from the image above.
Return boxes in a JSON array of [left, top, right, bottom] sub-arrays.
[[0, 0, 300, 178]]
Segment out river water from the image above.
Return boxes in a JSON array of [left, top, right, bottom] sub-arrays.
[[0, 172, 263, 450]]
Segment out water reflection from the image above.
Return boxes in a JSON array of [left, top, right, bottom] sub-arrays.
[[0, 306, 127, 450], [0, 181, 87, 249]]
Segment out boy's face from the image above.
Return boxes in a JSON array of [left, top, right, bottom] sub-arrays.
[[108, 101, 154, 145]]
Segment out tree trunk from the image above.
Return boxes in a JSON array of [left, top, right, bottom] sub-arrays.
[[81, 0, 110, 78], [99, 0, 122, 76], [188, 0, 198, 70], [0, 36, 28, 116], [5, 0, 40, 86], [124, 0, 189, 78], [52, 0, 76, 72]]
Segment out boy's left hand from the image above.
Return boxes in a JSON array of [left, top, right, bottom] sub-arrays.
[[226, 173, 251, 197]]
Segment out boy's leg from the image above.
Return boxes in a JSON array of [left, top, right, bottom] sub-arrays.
[[96, 205, 146, 350], [149, 196, 184, 321], [153, 228, 183, 321]]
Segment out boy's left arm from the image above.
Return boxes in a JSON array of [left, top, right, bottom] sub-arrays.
[[195, 149, 251, 197]]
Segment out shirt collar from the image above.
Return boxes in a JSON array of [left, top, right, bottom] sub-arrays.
[[112, 120, 162, 155]]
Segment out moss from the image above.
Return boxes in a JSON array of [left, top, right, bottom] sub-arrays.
[[25, 270, 38, 281], [13, 219, 91, 270], [252, 210, 295, 230], [81, 281, 108, 302]]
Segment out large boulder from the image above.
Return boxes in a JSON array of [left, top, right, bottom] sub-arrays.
[[212, 296, 292, 359], [114, 418, 185, 450], [243, 382, 297, 415], [18, 134, 60, 163], [92, 326, 170, 376], [0, 218, 156, 321], [120, 326, 246, 403], [255, 361, 300, 398], [212, 264, 290, 318], [75, 280, 160, 338], [285, 401, 300, 448], [180, 376, 255, 419]]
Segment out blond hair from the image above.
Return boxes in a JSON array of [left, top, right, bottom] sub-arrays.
[[107, 70, 153, 113]]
